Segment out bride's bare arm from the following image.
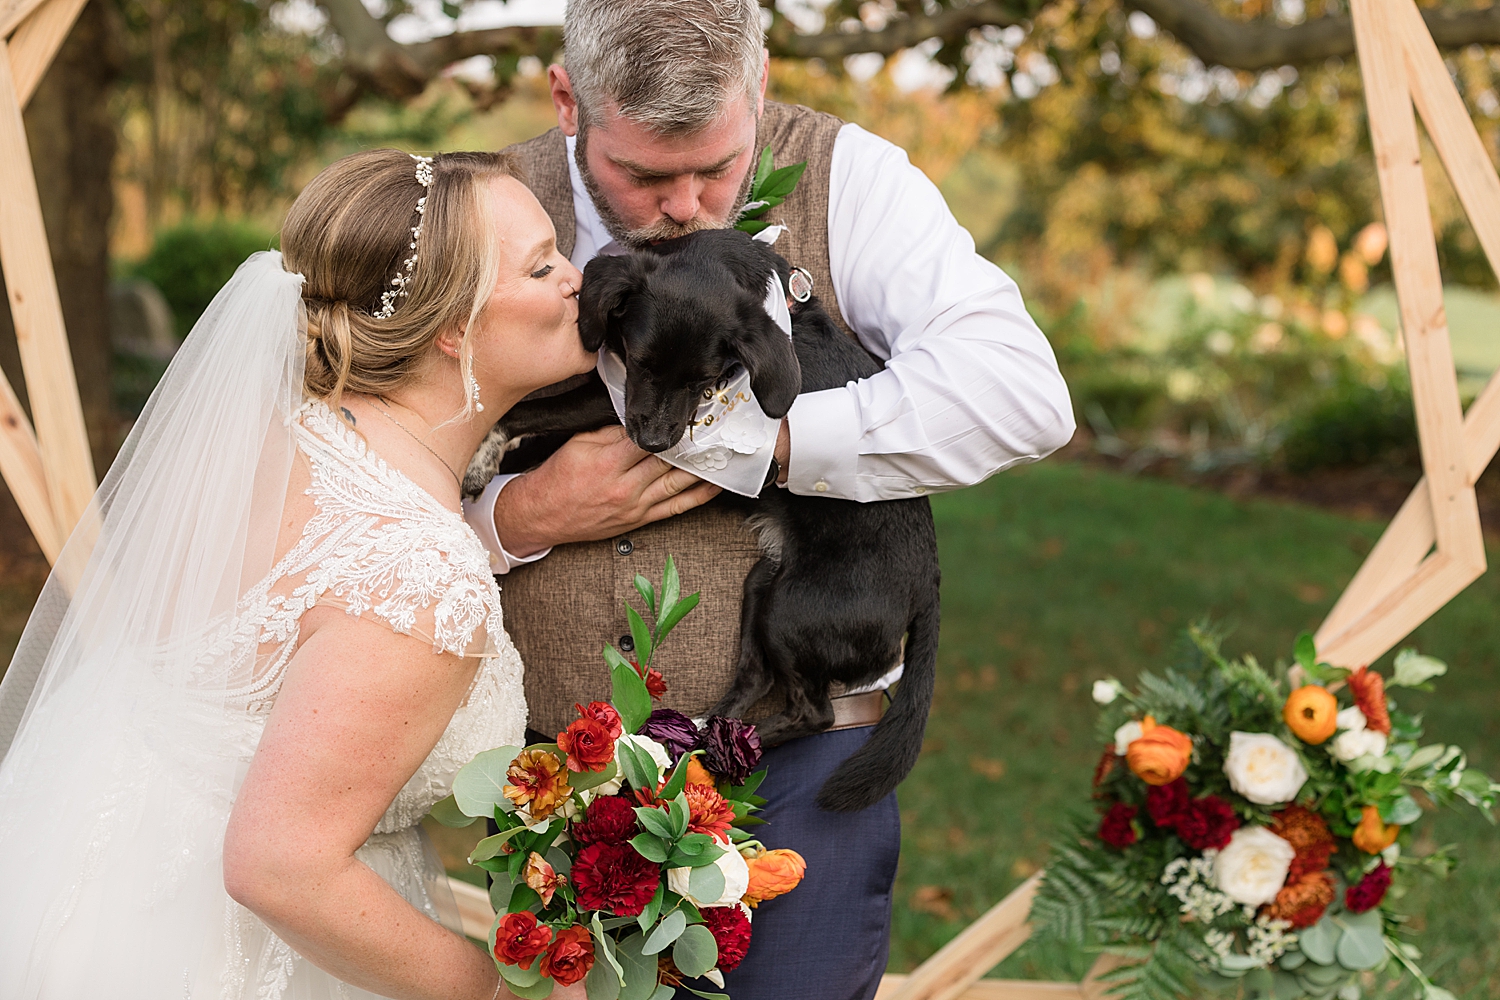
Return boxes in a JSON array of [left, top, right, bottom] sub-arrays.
[[222, 610, 546, 1000]]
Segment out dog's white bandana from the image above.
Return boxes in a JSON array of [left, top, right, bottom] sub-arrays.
[[596, 229, 793, 497]]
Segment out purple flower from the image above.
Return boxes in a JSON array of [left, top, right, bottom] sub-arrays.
[[701, 716, 762, 784], [638, 708, 701, 763]]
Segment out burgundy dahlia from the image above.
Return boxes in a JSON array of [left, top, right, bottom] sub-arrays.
[[571, 841, 661, 916], [700, 905, 753, 972], [702, 716, 762, 784], [1176, 795, 1240, 851], [639, 708, 702, 764], [1099, 803, 1138, 848], [571, 795, 639, 847], [1345, 863, 1393, 914], [1146, 778, 1190, 828]]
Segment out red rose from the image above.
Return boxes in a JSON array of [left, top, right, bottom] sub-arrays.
[[572, 795, 640, 847], [1345, 863, 1392, 913], [558, 716, 618, 773], [1176, 796, 1240, 851], [1146, 778, 1190, 828], [1098, 803, 1138, 848], [571, 841, 661, 916], [700, 906, 753, 972], [493, 911, 553, 967], [540, 924, 595, 986]]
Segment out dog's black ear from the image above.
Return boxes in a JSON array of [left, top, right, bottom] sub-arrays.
[[579, 254, 655, 352], [735, 303, 802, 419]]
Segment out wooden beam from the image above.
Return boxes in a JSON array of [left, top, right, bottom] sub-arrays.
[[7, 0, 85, 107], [878, 976, 1082, 1000], [883, 874, 1042, 1000], [0, 33, 96, 545], [0, 361, 59, 560], [0, 0, 47, 39]]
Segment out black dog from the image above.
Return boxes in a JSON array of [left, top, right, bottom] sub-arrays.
[[465, 229, 940, 813]]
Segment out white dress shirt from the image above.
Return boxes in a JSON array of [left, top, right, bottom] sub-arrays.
[[463, 123, 1075, 572]]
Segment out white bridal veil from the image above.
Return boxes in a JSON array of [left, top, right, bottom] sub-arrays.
[[0, 252, 306, 994]]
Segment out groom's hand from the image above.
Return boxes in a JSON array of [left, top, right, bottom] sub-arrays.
[[494, 425, 721, 557]]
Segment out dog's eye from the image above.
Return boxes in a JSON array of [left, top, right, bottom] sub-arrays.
[[530, 264, 555, 279]]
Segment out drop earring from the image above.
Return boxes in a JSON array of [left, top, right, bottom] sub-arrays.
[[467, 366, 485, 413]]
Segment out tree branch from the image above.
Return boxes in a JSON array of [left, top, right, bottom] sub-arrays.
[[764, 0, 1023, 59]]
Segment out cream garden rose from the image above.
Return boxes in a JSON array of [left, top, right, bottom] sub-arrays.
[[1223, 731, 1308, 804], [668, 842, 750, 907], [1214, 826, 1296, 906], [1113, 720, 1144, 755]]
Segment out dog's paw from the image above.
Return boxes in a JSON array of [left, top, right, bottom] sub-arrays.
[[461, 424, 511, 498]]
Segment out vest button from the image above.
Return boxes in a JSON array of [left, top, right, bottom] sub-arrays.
[[619, 634, 635, 652], [616, 538, 634, 555]]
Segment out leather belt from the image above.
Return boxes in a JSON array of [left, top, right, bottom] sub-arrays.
[[827, 690, 886, 732]]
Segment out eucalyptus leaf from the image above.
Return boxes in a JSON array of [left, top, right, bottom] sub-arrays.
[[1403, 744, 1450, 773], [627, 605, 654, 668], [1392, 649, 1448, 688], [546, 846, 572, 878], [586, 961, 622, 1000], [612, 662, 653, 734], [650, 986, 681, 1000], [506, 977, 555, 999], [615, 932, 662, 1000], [641, 909, 687, 955], [427, 794, 479, 828], [1383, 794, 1423, 826], [681, 988, 729, 1000], [1334, 923, 1385, 970], [452, 746, 521, 816], [1299, 916, 1340, 965], [469, 826, 526, 863], [592, 912, 627, 985], [500, 957, 544, 988], [671, 924, 719, 978], [571, 761, 621, 794], [490, 871, 516, 913], [688, 862, 726, 903], [629, 833, 669, 864], [1278, 950, 1307, 970], [1425, 987, 1459, 1000]]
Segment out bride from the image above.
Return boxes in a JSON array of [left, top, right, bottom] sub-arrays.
[[0, 149, 595, 998]]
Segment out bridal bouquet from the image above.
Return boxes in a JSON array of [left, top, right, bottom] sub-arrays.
[[1033, 628, 1498, 1000], [431, 559, 805, 1000]]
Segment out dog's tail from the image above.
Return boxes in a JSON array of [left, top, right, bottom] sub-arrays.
[[815, 593, 941, 812]]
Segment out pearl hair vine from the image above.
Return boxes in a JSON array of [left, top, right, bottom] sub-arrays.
[[374, 153, 434, 320]]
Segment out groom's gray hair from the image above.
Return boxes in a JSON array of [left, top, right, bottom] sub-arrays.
[[563, 0, 765, 135]]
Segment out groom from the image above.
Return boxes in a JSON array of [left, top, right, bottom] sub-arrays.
[[462, 1, 1073, 996]]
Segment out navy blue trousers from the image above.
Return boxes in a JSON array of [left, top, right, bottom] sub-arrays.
[[686, 726, 900, 1000]]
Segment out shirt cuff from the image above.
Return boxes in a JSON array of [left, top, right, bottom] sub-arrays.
[[461, 474, 553, 575], [784, 387, 861, 498]]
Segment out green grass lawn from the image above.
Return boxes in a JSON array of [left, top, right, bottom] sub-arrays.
[[893, 462, 1500, 997]]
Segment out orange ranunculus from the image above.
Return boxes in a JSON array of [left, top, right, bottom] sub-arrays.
[[1283, 685, 1339, 744], [504, 748, 572, 820], [1346, 667, 1391, 735], [1125, 716, 1193, 786], [1352, 804, 1399, 854], [539, 925, 594, 987], [742, 848, 806, 907], [685, 756, 717, 788]]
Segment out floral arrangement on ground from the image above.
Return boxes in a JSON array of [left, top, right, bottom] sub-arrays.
[[1032, 628, 1499, 1000], [429, 558, 805, 999]]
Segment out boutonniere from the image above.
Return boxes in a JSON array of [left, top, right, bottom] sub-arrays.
[[735, 145, 807, 235]]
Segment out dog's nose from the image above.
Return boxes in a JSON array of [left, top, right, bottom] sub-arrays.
[[633, 431, 674, 453]]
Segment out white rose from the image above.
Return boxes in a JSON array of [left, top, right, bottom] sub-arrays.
[[1214, 826, 1295, 906], [1336, 706, 1367, 733], [1114, 720, 1144, 755], [1330, 727, 1387, 763], [668, 844, 750, 907], [1223, 731, 1309, 805], [1093, 680, 1122, 705]]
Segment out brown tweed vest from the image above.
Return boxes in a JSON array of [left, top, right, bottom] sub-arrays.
[[499, 101, 851, 736]]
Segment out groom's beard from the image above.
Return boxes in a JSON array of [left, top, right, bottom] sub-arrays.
[[575, 125, 756, 249]]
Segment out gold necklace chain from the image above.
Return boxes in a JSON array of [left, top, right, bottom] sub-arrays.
[[371, 396, 462, 490]]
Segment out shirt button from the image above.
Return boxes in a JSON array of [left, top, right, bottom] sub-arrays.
[[814, 481, 829, 493], [619, 634, 635, 652], [616, 538, 634, 555], [913, 485, 927, 495]]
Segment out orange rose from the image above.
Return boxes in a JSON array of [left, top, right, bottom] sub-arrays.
[[1125, 716, 1193, 786], [1352, 804, 1399, 854], [1283, 685, 1338, 744], [742, 848, 806, 907]]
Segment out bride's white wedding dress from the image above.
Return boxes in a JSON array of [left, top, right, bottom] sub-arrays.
[[0, 397, 526, 999]]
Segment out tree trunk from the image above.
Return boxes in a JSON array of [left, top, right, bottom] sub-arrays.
[[0, 0, 124, 474]]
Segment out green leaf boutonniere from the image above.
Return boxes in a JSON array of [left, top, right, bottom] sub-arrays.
[[735, 145, 807, 235]]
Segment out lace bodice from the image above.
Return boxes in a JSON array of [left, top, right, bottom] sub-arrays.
[[221, 399, 526, 832]]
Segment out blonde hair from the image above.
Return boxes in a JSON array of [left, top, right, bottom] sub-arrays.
[[281, 148, 522, 416]]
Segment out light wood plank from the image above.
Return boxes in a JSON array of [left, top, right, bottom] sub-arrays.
[[0, 0, 47, 39], [878, 976, 1082, 1000], [447, 877, 494, 942], [8, 0, 86, 107], [1320, 550, 1484, 667], [0, 361, 59, 560], [1315, 478, 1434, 648], [0, 38, 95, 546], [883, 874, 1041, 1000]]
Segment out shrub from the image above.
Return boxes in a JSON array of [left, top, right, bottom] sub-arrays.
[[1280, 381, 1419, 473], [131, 219, 277, 338]]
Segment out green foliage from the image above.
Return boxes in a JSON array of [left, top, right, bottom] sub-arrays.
[[130, 218, 278, 338], [1280, 379, 1419, 473]]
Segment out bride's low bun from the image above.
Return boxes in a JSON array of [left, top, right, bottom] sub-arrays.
[[281, 148, 523, 415]]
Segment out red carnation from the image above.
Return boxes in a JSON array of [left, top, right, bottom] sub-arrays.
[[493, 911, 553, 967], [700, 906, 753, 972], [558, 702, 622, 773], [1345, 863, 1393, 913], [1098, 803, 1138, 848], [572, 795, 640, 847], [540, 924, 595, 986], [1176, 796, 1240, 851], [571, 841, 661, 916], [1146, 778, 1190, 828]]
